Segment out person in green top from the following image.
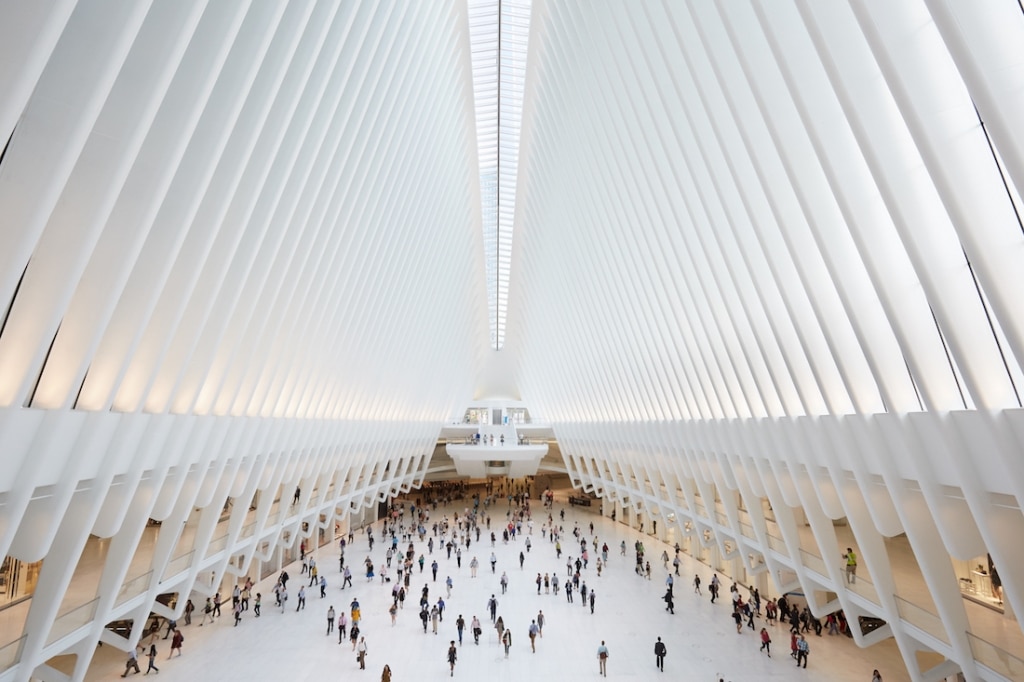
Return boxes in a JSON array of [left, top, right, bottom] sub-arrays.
[[843, 548, 858, 584]]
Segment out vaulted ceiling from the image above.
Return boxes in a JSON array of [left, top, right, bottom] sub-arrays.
[[3, 2, 1024, 677]]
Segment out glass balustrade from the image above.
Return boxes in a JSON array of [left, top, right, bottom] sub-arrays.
[[163, 551, 194, 581], [894, 595, 949, 645], [206, 535, 229, 556], [0, 635, 26, 673], [46, 597, 99, 645], [967, 631, 1024, 680], [115, 571, 153, 607], [843, 570, 880, 605], [799, 549, 827, 576]]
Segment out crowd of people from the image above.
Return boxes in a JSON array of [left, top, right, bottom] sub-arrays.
[[117, 477, 883, 681]]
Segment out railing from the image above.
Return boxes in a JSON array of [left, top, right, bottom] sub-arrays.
[[799, 549, 827, 576], [844, 571, 880, 605], [894, 595, 949, 645], [163, 551, 195, 581], [46, 597, 100, 645], [206, 534, 229, 556], [116, 570, 153, 607], [693, 503, 707, 519], [738, 521, 756, 539], [765, 532, 786, 553], [714, 511, 728, 526], [0, 635, 26, 673], [241, 522, 257, 539], [966, 631, 1024, 680]]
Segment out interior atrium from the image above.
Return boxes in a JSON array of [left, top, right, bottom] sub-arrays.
[[1, 1, 1024, 680]]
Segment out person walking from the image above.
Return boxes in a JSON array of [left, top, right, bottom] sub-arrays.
[[693, 574, 701, 594], [528, 620, 539, 652], [357, 636, 368, 669], [254, 593, 261, 617], [183, 599, 194, 626], [589, 589, 596, 613], [843, 548, 858, 584], [381, 664, 392, 682], [597, 640, 609, 676], [121, 648, 141, 677], [456, 614, 465, 645], [447, 640, 458, 676], [654, 636, 666, 671], [169, 629, 183, 658], [488, 595, 498, 623], [537, 610, 545, 637], [471, 615, 482, 644], [327, 606, 335, 635], [338, 611, 348, 643], [501, 628, 512, 658], [796, 634, 809, 668], [760, 627, 772, 657], [871, 671, 883, 682], [144, 643, 159, 675]]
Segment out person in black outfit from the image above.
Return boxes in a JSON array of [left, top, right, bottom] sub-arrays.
[[654, 637, 667, 671]]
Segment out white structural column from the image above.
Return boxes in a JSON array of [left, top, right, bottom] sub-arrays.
[[508, 1, 1024, 681], [0, 2, 487, 681]]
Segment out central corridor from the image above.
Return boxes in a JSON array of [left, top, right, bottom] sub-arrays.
[[72, 494, 907, 681]]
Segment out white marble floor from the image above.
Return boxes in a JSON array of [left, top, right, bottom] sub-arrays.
[[83, 502, 908, 682]]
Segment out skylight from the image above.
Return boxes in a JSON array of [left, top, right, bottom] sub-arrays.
[[468, 0, 531, 350]]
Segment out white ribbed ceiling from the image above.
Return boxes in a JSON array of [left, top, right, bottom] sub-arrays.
[[0, 0, 488, 422], [509, 0, 1024, 424]]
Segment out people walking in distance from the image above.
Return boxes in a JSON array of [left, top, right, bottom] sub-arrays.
[[169, 629, 183, 658], [597, 640, 609, 676], [654, 636, 667, 671], [200, 598, 214, 625], [796, 634, 810, 668], [338, 612, 348, 643], [357, 636, 368, 669], [447, 641, 458, 676], [121, 648, 140, 677], [760, 628, 772, 657], [144, 643, 159, 674], [843, 548, 858, 584]]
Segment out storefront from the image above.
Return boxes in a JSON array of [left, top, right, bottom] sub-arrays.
[[0, 556, 42, 607], [953, 553, 1003, 611]]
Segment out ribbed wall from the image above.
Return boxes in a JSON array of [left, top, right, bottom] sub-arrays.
[[0, 1, 485, 680], [508, 1, 1024, 680]]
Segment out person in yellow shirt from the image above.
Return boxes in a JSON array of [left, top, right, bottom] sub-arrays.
[[843, 548, 858, 584]]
